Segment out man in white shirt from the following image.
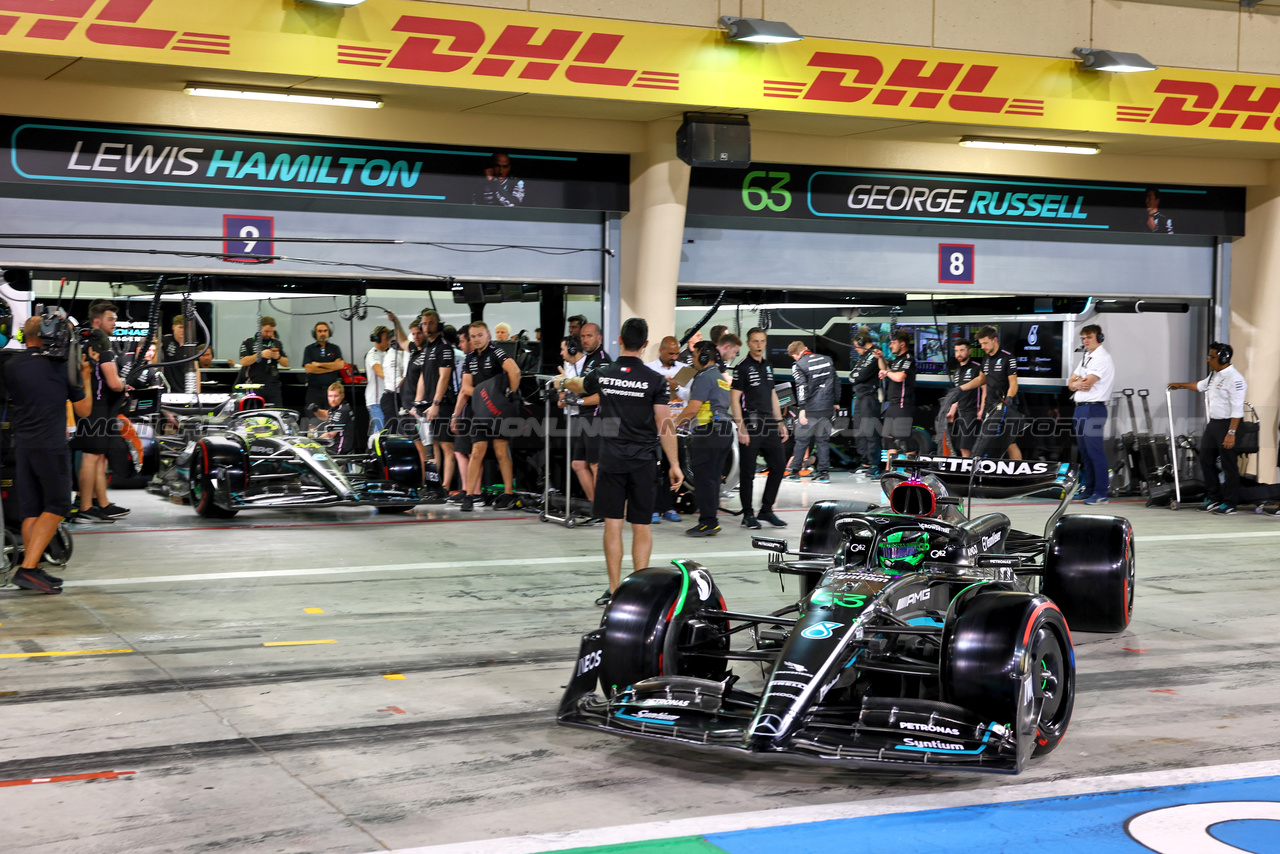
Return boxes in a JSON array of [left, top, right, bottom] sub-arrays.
[[1170, 342, 1248, 514], [1067, 324, 1115, 505], [646, 335, 686, 523], [364, 326, 392, 434]]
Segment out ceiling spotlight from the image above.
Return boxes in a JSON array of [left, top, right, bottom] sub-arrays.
[[185, 84, 382, 109], [719, 16, 803, 44], [1072, 47, 1157, 73], [959, 136, 1100, 155]]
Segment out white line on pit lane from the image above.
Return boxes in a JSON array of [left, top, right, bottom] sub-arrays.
[[377, 759, 1280, 854], [61, 551, 765, 587], [62, 529, 1280, 587]]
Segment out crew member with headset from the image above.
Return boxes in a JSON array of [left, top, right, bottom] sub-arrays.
[[555, 318, 682, 607], [3, 316, 93, 593], [849, 333, 882, 474], [731, 327, 789, 529], [675, 340, 733, 536], [239, 315, 289, 407], [302, 321, 345, 416], [1170, 342, 1247, 515], [784, 340, 836, 482], [161, 315, 198, 393], [417, 310, 456, 491], [1067, 324, 1115, 505], [877, 329, 917, 469], [364, 323, 393, 434]]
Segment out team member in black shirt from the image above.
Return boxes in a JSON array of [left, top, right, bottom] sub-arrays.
[[971, 326, 1023, 460], [302, 321, 345, 415], [314, 382, 356, 454], [557, 318, 682, 606], [731, 327, 789, 529], [849, 333, 882, 474], [574, 322, 612, 517], [161, 315, 199, 393], [416, 311, 457, 491], [238, 316, 289, 407], [451, 321, 521, 512], [878, 329, 916, 467], [3, 317, 93, 593], [946, 339, 982, 458]]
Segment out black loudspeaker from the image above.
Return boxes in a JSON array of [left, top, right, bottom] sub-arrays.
[[676, 112, 750, 168]]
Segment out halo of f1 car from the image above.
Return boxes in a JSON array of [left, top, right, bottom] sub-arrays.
[[149, 388, 432, 516], [559, 455, 1135, 773]]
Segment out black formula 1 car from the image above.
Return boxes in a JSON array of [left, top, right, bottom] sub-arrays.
[[559, 455, 1135, 773], [149, 391, 427, 517]]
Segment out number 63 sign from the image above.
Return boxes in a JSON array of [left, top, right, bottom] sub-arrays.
[[223, 215, 275, 264]]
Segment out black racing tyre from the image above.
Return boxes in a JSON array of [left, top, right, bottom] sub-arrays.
[[1043, 515, 1135, 633], [43, 524, 74, 566], [598, 565, 729, 697], [370, 434, 425, 488], [191, 436, 245, 519], [941, 591, 1075, 761]]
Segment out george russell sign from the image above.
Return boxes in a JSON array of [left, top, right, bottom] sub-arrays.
[[0, 116, 630, 211], [688, 164, 1245, 236], [3, 1, 1280, 145]]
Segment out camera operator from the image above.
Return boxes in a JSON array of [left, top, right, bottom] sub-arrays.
[[238, 316, 289, 407], [849, 333, 882, 474], [452, 321, 521, 511], [71, 327, 129, 523], [3, 317, 93, 592], [556, 318, 682, 606], [732, 327, 789, 529], [1170, 342, 1247, 515], [674, 340, 733, 536]]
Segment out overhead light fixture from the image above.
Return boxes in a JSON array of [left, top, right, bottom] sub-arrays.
[[719, 16, 803, 44], [295, 0, 368, 6], [1072, 47, 1157, 73], [184, 84, 382, 109], [959, 136, 1100, 155]]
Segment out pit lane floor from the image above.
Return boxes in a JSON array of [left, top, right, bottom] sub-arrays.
[[1, 474, 1278, 853]]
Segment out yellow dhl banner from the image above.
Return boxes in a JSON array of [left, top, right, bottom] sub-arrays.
[[3, 0, 1280, 144]]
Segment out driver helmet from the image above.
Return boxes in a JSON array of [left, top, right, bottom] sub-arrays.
[[878, 529, 930, 575], [241, 415, 281, 439]]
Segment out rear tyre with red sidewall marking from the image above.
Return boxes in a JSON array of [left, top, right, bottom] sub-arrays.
[[191, 436, 246, 519], [942, 591, 1075, 764], [1043, 514, 1134, 633]]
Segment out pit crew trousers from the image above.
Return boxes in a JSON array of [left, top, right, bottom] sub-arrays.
[[1201, 418, 1240, 508], [1073, 402, 1110, 499], [738, 416, 785, 513], [689, 421, 733, 526]]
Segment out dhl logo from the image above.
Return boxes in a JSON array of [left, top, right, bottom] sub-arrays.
[[763, 53, 1043, 118], [338, 14, 680, 92], [1118, 80, 1280, 133], [0, 0, 229, 53]]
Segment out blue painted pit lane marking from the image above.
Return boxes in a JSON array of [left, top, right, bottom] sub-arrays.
[[705, 774, 1280, 854]]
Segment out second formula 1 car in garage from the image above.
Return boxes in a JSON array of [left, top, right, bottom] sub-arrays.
[[559, 456, 1134, 773], [150, 390, 428, 517]]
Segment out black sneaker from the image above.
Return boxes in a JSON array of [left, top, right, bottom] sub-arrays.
[[39, 568, 63, 586], [1258, 504, 1280, 517], [11, 568, 62, 594], [494, 493, 516, 510], [99, 503, 131, 518], [1212, 504, 1237, 515], [811, 473, 831, 483], [583, 517, 605, 527], [1198, 500, 1222, 512], [460, 494, 475, 512], [686, 523, 720, 537], [595, 590, 612, 607], [741, 512, 762, 529], [70, 506, 113, 524], [783, 473, 801, 482], [757, 509, 787, 527]]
